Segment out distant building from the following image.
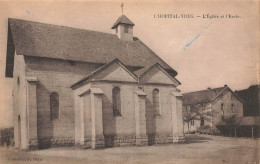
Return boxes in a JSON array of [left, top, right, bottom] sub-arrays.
[[236, 85, 260, 116], [5, 14, 184, 150], [182, 85, 244, 133]]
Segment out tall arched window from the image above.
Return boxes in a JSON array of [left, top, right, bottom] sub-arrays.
[[153, 89, 160, 115], [50, 92, 59, 120], [112, 87, 121, 117]]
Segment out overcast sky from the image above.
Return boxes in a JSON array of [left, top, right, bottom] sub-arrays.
[[0, 0, 259, 128]]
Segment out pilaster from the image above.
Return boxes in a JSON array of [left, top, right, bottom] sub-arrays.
[[25, 77, 38, 150], [171, 90, 185, 143], [134, 90, 148, 146]]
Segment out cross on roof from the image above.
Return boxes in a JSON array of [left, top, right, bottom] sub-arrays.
[[121, 3, 124, 14]]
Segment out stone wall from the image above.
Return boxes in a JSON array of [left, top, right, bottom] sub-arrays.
[[38, 138, 75, 148]]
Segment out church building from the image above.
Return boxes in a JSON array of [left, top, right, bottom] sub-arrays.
[[5, 14, 184, 150]]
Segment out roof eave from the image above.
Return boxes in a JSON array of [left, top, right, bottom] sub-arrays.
[[111, 23, 135, 29]]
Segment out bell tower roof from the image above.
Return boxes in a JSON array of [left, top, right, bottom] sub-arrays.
[[111, 15, 135, 29]]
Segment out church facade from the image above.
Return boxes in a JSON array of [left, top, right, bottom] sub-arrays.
[[5, 15, 184, 150]]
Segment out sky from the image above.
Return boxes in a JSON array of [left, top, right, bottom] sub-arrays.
[[0, 0, 259, 128]]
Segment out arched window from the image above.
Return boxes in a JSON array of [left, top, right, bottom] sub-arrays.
[[112, 87, 121, 117], [153, 89, 160, 115], [50, 92, 59, 120]]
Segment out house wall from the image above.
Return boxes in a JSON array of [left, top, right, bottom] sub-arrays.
[[183, 90, 243, 133], [24, 56, 102, 147], [212, 89, 243, 127]]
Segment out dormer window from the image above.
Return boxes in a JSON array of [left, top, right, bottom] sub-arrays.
[[124, 25, 128, 33]]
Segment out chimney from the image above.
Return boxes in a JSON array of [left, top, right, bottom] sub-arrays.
[[207, 87, 211, 90], [224, 84, 227, 87]]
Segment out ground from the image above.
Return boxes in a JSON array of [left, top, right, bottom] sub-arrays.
[[0, 134, 259, 164]]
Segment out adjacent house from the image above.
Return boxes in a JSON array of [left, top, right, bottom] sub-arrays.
[[182, 85, 244, 133], [5, 14, 184, 150]]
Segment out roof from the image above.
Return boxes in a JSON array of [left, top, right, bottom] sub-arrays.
[[5, 18, 177, 78], [111, 15, 135, 29], [183, 87, 226, 105], [183, 86, 244, 105]]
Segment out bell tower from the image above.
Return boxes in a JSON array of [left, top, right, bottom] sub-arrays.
[[111, 3, 135, 41]]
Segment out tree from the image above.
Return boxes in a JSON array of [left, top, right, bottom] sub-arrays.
[[183, 106, 195, 134], [183, 104, 216, 134], [220, 114, 240, 137]]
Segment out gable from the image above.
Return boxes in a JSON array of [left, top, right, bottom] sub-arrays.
[[93, 62, 137, 82], [71, 59, 138, 89], [140, 65, 178, 85], [211, 87, 244, 104]]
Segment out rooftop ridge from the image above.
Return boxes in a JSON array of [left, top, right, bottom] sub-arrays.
[[9, 18, 117, 37], [183, 86, 226, 95]]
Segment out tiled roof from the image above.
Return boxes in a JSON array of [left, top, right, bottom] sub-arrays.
[[183, 87, 226, 105], [6, 18, 177, 78], [111, 15, 134, 29]]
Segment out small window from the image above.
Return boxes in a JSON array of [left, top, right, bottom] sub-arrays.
[[17, 77, 20, 85], [153, 89, 160, 115], [124, 25, 128, 33], [221, 103, 224, 115], [116, 27, 118, 33], [50, 92, 59, 120], [191, 118, 194, 126], [112, 87, 121, 117], [200, 118, 204, 127], [231, 104, 235, 113], [231, 95, 234, 101]]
